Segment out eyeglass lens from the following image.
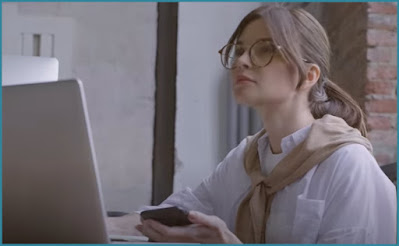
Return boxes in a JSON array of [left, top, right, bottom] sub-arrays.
[[220, 40, 275, 69]]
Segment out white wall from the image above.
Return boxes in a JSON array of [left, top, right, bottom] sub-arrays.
[[2, 4, 19, 54], [3, 2, 264, 210], [3, 2, 157, 212], [174, 3, 261, 191]]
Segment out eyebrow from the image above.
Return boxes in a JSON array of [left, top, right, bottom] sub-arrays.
[[236, 38, 273, 45]]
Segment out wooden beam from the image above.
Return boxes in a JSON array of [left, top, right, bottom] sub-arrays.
[[152, 2, 178, 205]]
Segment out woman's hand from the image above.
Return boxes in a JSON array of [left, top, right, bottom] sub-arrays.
[[136, 211, 242, 244], [105, 213, 143, 236]]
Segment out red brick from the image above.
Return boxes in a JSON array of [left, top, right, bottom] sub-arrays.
[[365, 81, 396, 95], [365, 99, 397, 113], [367, 115, 394, 130], [368, 2, 397, 15], [368, 13, 397, 31], [367, 47, 396, 63], [367, 66, 397, 80], [368, 29, 397, 46]]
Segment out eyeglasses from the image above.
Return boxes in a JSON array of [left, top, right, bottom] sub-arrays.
[[218, 39, 282, 70]]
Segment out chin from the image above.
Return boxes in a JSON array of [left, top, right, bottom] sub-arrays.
[[233, 92, 258, 107]]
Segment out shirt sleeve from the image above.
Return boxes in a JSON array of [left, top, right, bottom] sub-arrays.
[[316, 144, 397, 244], [138, 138, 249, 220]]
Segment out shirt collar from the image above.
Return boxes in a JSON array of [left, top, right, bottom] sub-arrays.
[[257, 124, 312, 154]]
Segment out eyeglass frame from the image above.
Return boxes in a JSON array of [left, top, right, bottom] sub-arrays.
[[218, 38, 310, 69], [218, 38, 282, 70]]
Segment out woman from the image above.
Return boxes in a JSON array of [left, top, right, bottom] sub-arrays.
[[108, 5, 396, 244]]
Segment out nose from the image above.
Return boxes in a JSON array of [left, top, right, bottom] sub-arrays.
[[234, 50, 251, 70]]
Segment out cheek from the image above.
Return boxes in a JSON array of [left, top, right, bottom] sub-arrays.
[[258, 65, 298, 93], [286, 63, 301, 88]]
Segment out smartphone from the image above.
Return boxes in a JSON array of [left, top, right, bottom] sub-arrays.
[[140, 206, 192, 227]]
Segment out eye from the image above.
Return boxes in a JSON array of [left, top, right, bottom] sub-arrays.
[[233, 45, 245, 57], [254, 42, 274, 55]]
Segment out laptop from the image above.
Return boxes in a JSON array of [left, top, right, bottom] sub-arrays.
[[3, 79, 146, 243]]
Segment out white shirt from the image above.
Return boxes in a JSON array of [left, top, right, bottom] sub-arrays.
[[140, 126, 397, 243]]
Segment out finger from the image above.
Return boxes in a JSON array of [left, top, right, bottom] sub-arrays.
[[144, 220, 189, 243], [148, 220, 192, 242], [187, 225, 219, 243], [141, 220, 166, 242], [147, 220, 209, 243], [188, 211, 224, 229], [135, 224, 143, 232], [146, 220, 171, 236]]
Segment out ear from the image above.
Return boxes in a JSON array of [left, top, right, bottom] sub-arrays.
[[300, 64, 320, 90]]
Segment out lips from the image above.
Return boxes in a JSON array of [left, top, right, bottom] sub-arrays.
[[236, 74, 256, 84]]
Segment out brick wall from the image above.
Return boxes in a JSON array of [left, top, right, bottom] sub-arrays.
[[321, 2, 397, 166], [365, 2, 397, 165]]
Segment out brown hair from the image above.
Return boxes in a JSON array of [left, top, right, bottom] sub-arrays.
[[227, 4, 368, 137]]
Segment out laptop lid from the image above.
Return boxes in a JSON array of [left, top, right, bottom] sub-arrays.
[[3, 79, 109, 243]]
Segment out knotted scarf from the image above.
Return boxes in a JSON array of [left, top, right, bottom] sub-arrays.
[[235, 114, 373, 243]]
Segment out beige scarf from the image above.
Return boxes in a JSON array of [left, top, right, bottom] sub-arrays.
[[235, 114, 373, 243]]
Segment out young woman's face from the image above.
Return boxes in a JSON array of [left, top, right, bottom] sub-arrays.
[[231, 19, 300, 108]]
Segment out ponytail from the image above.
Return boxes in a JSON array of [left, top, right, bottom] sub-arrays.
[[310, 79, 368, 137]]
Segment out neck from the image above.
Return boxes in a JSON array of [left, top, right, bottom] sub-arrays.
[[255, 101, 315, 154]]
